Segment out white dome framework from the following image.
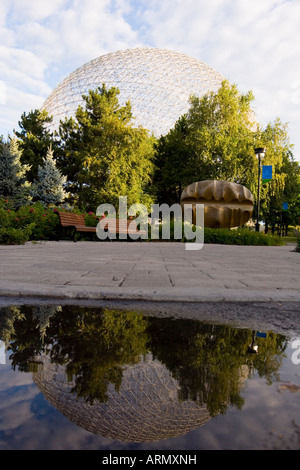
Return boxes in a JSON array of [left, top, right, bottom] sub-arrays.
[[43, 47, 225, 137], [33, 353, 211, 442]]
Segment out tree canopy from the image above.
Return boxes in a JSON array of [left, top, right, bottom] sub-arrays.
[[154, 81, 258, 204], [16, 109, 55, 183], [153, 80, 297, 224], [1, 81, 299, 230], [56, 84, 156, 211]]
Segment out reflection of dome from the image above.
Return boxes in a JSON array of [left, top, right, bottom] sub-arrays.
[[33, 354, 211, 442], [42, 47, 225, 137]]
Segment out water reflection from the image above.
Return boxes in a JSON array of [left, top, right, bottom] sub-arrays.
[[0, 305, 289, 442]]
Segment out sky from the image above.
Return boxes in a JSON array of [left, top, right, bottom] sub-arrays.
[[1, 0, 300, 160]]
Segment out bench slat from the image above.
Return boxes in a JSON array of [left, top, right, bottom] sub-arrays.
[[57, 212, 146, 240]]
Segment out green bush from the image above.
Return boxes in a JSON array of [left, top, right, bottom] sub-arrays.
[[83, 211, 100, 227], [14, 202, 60, 240], [0, 223, 35, 245], [158, 219, 284, 246], [203, 228, 284, 246], [0, 199, 60, 242]]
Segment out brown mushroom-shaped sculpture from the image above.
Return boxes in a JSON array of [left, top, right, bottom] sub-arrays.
[[180, 180, 254, 228]]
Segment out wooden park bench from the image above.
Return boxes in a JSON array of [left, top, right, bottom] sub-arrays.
[[99, 217, 147, 241], [57, 211, 97, 242], [57, 211, 147, 242]]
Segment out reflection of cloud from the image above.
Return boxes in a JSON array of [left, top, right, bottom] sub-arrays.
[[0, 368, 33, 390], [0, 369, 39, 435]]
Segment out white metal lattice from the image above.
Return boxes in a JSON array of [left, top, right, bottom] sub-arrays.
[[33, 353, 211, 442], [42, 47, 225, 136]]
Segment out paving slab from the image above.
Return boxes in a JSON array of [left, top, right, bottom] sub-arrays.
[[0, 241, 299, 304]]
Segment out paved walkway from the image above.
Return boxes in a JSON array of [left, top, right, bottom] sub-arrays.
[[0, 241, 299, 303]]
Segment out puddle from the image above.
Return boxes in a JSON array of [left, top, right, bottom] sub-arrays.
[[0, 304, 299, 450]]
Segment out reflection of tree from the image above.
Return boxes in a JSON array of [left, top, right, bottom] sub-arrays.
[[1, 306, 45, 372], [0, 306, 288, 415], [147, 319, 288, 416], [46, 307, 149, 403], [247, 331, 288, 385], [0, 306, 25, 343]]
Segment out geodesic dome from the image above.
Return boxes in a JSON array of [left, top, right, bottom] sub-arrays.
[[33, 353, 211, 442], [42, 47, 225, 137]]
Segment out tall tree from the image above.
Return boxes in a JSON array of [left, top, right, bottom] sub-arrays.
[[16, 109, 55, 182], [56, 85, 155, 211], [261, 149, 300, 233], [256, 119, 297, 231], [0, 135, 31, 207], [30, 145, 66, 207], [154, 80, 257, 204], [154, 80, 296, 227]]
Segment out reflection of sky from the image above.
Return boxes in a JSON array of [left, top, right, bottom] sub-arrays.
[[0, 344, 299, 450]]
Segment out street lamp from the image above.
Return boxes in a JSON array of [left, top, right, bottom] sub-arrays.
[[255, 147, 266, 232]]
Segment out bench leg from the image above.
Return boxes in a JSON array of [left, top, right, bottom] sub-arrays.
[[73, 231, 81, 242]]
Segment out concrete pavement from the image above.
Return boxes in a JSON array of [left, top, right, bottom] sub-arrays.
[[0, 240, 299, 303]]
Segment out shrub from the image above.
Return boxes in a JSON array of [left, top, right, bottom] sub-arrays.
[[159, 219, 284, 246], [14, 202, 60, 240], [0, 199, 60, 242], [203, 228, 284, 246], [83, 211, 100, 227], [0, 223, 35, 245]]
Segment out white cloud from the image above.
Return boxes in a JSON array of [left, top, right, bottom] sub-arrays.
[[139, 0, 300, 157], [8, 0, 69, 22], [0, 0, 299, 159]]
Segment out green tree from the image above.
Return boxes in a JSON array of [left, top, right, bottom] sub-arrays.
[[154, 80, 257, 204], [30, 145, 66, 206], [256, 120, 298, 232], [56, 85, 156, 211], [16, 109, 55, 183], [0, 135, 31, 207]]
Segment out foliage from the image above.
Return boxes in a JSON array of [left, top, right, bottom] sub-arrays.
[[154, 80, 257, 204], [14, 203, 60, 240], [30, 145, 67, 207], [55, 85, 156, 211], [16, 109, 55, 183], [202, 227, 284, 246], [0, 199, 60, 242], [4, 305, 288, 416], [153, 80, 297, 231], [148, 317, 287, 415], [155, 218, 284, 245], [255, 119, 299, 231], [0, 224, 35, 245], [0, 136, 31, 208]]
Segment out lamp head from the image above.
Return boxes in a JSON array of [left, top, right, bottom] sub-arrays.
[[255, 147, 266, 159]]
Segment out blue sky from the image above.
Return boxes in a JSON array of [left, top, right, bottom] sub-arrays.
[[1, 0, 300, 160]]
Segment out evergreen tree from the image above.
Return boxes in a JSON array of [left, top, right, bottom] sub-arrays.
[[0, 136, 31, 207], [31, 145, 66, 206], [16, 109, 55, 182]]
